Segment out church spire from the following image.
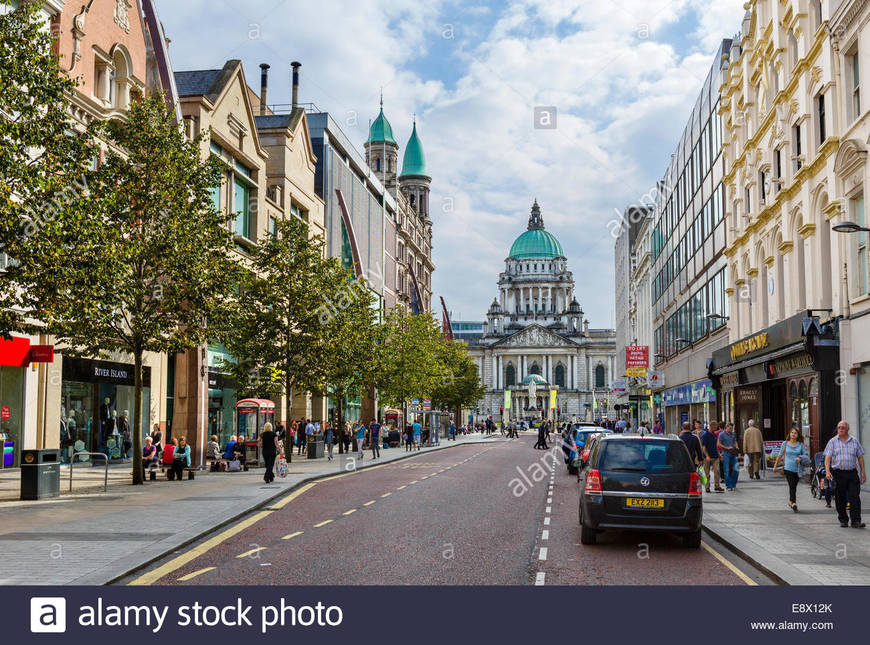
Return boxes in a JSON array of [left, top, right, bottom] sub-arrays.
[[528, 199, 544, 230]]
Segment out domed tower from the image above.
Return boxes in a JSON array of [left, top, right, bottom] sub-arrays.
[[399, 117, 431, 218], [364, 95, 399, 185], [485, 297, 504, 337]]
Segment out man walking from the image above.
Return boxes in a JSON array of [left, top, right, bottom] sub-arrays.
[[679, 421, 704, 468], [701, 421, 724, 493], [825, 420, 866, 528], [743, 419, 764, 480], [355, 422, 366, 461], [370, 418, 381, 459], [717, 423, 740, 491]]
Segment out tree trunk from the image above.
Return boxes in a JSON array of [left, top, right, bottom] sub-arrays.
[[132, 350, 144, 485], [284, 376, 292, 463]]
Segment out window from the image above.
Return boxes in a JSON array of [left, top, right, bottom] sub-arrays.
[[708, 268, 728, 330], [759, 170, 767, 203], [269, 216, 277, 237], [854, 194, 868, 295], [817, 94, 826, 147], [849, 48, 861, 122], [793, 124, 802, 171], [530, 363, 541, 376], [554, 364, 566, 387], [505, 364, 516, 387], [745, 187, 751, 214], [594, 365, 605, 388], [774, 149, 782, 192], [234, 177, 250, 238], [692, 286, 706, 342], [811, 0, 822, 31]]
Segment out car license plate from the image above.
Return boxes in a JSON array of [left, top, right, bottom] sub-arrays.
[[625, 497, 664, 508]]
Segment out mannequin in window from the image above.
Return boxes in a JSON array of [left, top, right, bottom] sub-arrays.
[[100, 397, 114, 445], [118, 410, 131, 457]]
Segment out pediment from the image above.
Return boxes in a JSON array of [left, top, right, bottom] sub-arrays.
[[493, 323, 574, 348]]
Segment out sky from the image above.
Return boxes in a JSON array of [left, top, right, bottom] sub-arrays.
[[154, 0, 747, 328]]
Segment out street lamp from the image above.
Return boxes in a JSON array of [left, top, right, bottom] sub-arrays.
[[675, 338, 692, 348], [832, 220, 870, 234], [706, 313, 730, 321]]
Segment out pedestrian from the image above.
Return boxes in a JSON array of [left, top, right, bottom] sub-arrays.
[[717, 422, 740, 491], [370, 418, 381, 458], [772, 425, 807, 513], [304, 418, 315, 455], [679, 421, 704, 468], [701, 421, 724, 493], [412, 420, 422, 450], [355, 421, 366, 460], [824, 420, 866, 528], [289, 419, 298, 454], [324, 422, 335, 461], [260, 422, 278, 483], [343, 421, 352, 453], [296, 419, 306, 455], [652, 420, 663, 435], [449, 422, 456, 441], [171, 436, 191, 482], [743, 419, 764, 480], [615, 418, 627, 433], [150, 423, 163, 454]]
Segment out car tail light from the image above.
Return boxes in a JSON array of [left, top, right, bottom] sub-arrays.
[[585, 469, 602, 493], [689, 472, 703, 496]]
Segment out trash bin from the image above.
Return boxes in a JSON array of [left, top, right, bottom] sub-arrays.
[[307, 438, 324, 459], [20, 449, 60, 500]]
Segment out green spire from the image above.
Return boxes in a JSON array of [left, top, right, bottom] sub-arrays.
[[368, 94, 396, 145], [400, 117, 428, 178]]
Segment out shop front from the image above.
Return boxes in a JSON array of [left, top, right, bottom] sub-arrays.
[[711, 312, 840, 455], [207, 344, 239, 447], [662, 379, 716, 432], [61, 357, 151, 463], [0, 336, 35, 469]]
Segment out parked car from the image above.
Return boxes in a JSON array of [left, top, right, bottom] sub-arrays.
[[560, 422, 598, 463], [577, 434, 703, 548], [565, 427, 611, 474]]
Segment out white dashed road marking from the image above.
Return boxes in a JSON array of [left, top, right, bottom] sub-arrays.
[[535, 572, 546, 585]]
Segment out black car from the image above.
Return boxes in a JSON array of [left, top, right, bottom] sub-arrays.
[[578, 434, 703, 548]]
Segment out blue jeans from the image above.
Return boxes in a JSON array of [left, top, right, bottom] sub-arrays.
[[722, 454, 739, 489]]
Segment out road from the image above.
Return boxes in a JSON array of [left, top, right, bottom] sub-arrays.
[[124, 434, 771, 585]]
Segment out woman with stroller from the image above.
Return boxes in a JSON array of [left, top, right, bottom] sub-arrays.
[[772, 425, 807, 512]]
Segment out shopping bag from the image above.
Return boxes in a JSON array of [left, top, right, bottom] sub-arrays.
[[276, 455, 288, 478], [743, 453, 750, 469], [696, 465, 708, 486], [228, 459, 241, 472]]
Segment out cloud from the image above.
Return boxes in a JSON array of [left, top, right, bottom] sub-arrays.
[[154, 0, 747, 330]]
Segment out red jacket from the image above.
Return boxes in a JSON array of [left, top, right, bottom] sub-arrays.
[[162, 444, 176, 464]]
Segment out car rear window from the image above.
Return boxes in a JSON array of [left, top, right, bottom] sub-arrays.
[[599, 440, 692, 473]]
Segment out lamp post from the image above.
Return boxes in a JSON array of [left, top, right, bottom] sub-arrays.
[[832, 221, 870, 234]]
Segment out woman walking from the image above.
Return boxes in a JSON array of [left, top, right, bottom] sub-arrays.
[[324, 422, 335, 461], [260, 422, 278, 483], [773, 425, 807, 512], [355, 421, 366, 460]]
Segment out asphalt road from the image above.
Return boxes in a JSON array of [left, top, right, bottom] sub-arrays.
[[125, 434, 769, 586]]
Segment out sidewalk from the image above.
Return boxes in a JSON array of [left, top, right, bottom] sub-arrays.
[[0, 434, 505, 585], [702, 471, 870, 585]]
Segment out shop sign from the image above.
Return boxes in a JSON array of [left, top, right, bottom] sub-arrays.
[[736, 387, 758, 403], [663, 379, 716, 407], [766, 353, 813, 379], [625, 346, 649, 369], [611, 379, 627, 395], [764, 441, 782, 458], [647, 370, 664, 388], [423, 399, 431, 411], [1, 406, 9, 421], [729, 332, 769, 361], [719, 371, 739, 389], [62, 357, 151, 387], [28, 345, 55, 363], [625, 367, 646, 377]]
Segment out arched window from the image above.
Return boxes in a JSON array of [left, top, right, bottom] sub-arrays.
[[530, 363, 541, 376], [376, 158, 381, 172], [554, 364, 565, 387], [505, 364, 516, 387], [594, 365, 605, 388]]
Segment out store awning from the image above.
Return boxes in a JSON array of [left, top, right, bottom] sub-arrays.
[[712, 342, 805, 376]]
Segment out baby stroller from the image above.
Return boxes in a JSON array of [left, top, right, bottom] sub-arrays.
[[810, 452, 833, 503]]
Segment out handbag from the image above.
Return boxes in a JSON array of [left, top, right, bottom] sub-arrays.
[[696, 465, 708, 486], [743, 453, 750, 469], [228, 459, 241, 472]]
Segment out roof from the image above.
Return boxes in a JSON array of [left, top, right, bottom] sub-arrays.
[[509, 228, 564, 259], [400, 120, 428, 177], [174, 61, 241, 103], [254, 108, 304, 132], [368, 106, 396, 145]]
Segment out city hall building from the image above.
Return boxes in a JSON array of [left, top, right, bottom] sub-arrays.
[[465, 202, 617, 423]]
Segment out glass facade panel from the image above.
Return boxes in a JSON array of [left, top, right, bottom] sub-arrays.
[[0, 366, 25, 468]]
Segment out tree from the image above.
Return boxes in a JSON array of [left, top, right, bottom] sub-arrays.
[[220, 217, 347, 458], [430, 339, 486, 416], [308, 273, 380, 452], [4, 94, 238, 484], [0, 3, 95, 335], [376, 308, 444, 417]]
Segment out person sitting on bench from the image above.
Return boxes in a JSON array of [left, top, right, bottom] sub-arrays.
[[172, 437, 191, 482], [142, 436, 158, 478], [206, 434, 221, 471], [234, 434, 247, 471], [162, 438, 177, 471]]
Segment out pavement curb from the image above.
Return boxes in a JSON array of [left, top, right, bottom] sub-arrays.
[[701, 518, 817, 586], [104, 436, 509, 585]]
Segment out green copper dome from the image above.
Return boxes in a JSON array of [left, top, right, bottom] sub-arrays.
[[368, 106, 396, 145], [400, 120, 428, 177], [509, 200, 564, 259], [510, 229, 564, 259], [522, 374, 548, 385]]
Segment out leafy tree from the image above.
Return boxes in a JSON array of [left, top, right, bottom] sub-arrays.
[[430, 339, 486, 416], [376, 308, 444, 417], [308, 273, 380, 453], [4, 94, 238, 484], [0, 2, 95, 334], [220, 217, 348, 458]]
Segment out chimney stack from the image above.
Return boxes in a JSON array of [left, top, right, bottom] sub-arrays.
[[259, 63, 270, 115], [291, 61, 301, 110]]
